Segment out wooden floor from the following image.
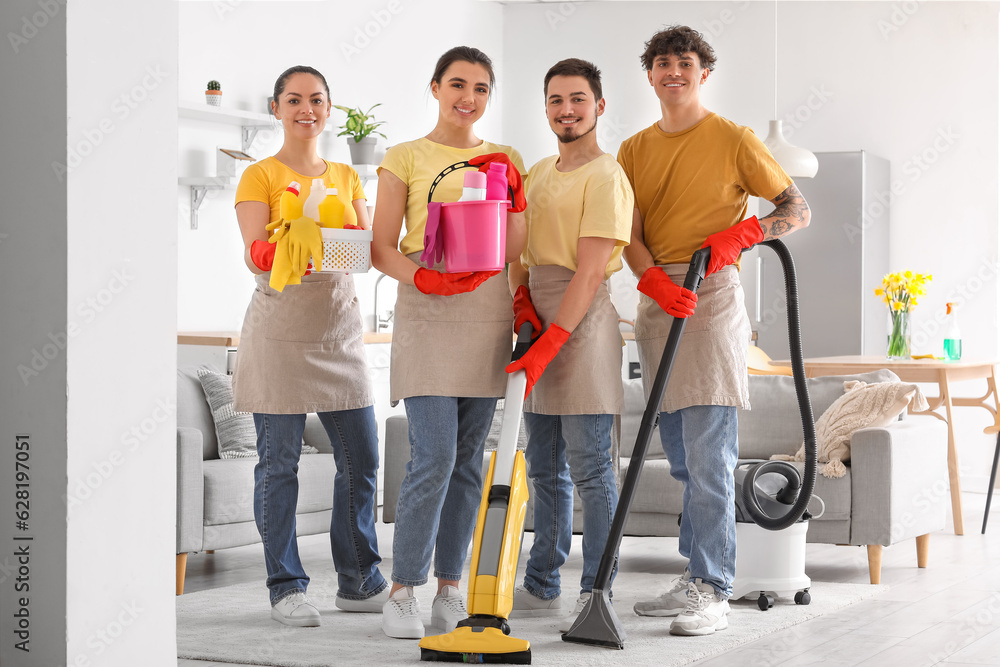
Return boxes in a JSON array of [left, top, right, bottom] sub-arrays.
[[179, 491, 1000, 666]]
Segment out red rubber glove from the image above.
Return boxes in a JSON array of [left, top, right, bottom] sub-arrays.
[[468, 153, 526, 213], [700, 215, 763, 277], [638, 267, 697, 318], [512, 286, 542, 339], [505, 324, 571, 398], [251, 239, 311, 275], [343, 224, 362, 230], [250, 239, 276, 271], [413, 268, 500, 296]]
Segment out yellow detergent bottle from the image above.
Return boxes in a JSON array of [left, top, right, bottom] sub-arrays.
[[278, 181, 302, 222], [318, 187, 345, 228]]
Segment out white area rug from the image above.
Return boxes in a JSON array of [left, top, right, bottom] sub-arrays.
[[177, 567, 885, 666]]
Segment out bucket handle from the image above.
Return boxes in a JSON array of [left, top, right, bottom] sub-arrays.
[[421, 161, 471, 266]]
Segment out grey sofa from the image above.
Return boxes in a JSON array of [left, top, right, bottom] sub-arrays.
[[383, 369, 948, 584], [175, 366, 341, 595]]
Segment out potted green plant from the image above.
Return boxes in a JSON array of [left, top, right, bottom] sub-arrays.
[[205, 80, 222, 107], [333, 103, 387, 165]]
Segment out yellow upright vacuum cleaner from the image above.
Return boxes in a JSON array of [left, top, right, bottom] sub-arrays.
[[419, 324, 534, 664]]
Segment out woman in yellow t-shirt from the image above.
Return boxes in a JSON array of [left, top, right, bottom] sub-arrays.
[[232, 66, 387, 627], [372, 46, 526, 639]]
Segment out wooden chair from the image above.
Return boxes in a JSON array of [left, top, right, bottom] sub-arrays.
[[747, 345, 793, 376], [983, 419, 1000, 534]]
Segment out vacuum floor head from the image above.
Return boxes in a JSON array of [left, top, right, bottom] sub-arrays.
[[560, 588, 625, 650]]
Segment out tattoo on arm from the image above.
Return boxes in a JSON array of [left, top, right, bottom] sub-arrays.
[[760, 184, 809, 240]]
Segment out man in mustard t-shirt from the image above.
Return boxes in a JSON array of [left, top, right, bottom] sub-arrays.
[[504, 58, 633, 634], [617, 25, 811, 636]]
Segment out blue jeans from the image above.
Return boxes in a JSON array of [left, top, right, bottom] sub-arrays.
[[658, 405, 738, 599], [391, 396, 497, 586], [522, 412, 618, 599], [253, 408, 386, 605]]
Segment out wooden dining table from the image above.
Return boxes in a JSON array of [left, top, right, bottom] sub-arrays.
[[769, 356, 999, 535]]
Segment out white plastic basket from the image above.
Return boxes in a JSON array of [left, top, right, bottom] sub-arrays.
[[316, 228, 372, 274]]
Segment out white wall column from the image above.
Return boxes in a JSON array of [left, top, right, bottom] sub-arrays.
[[1, 1, 178, 665]]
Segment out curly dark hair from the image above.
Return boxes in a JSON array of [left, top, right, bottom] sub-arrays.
[[640, 25, 716, 72]]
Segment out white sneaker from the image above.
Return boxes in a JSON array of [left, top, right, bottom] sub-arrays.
[[382, 587, 424, 639], [270, 591, 320, 627], [633, 569, 690, 617], [336, 586, 391, 613], [669, 579, 730, 636], [558, 592, 591, 634], [510, 585, 562, 618], [431, 585, 467, 632]]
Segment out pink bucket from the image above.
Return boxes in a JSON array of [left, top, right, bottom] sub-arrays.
[[439, 200, 507, 272]]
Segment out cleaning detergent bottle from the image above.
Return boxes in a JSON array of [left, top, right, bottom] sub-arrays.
[[302, 178, 327, 221], [457, 170, 487, 202], [278, 181, 302, 221], [944, 302, 962, 361], [485, 162, 508, 202], [318, 187, 345, 228]]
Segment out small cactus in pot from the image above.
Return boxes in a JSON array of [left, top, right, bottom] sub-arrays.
[[205, 80, 222, 106]]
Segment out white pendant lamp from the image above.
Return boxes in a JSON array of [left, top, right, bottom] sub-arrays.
[[763, 2, 818, 179]]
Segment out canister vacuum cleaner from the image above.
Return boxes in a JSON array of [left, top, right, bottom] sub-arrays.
[[563, 239, 819, 649]]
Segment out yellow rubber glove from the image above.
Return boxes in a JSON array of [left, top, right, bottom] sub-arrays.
[[265, 219, 289, 243], [285, 216, 323, 276], [268, 235, 299, 292]]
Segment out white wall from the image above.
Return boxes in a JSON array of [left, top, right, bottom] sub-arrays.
[[1, 0, 178, 665], [65, 0, 179, 664]]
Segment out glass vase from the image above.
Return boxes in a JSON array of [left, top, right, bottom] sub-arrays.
[[887, 310, 911, 360]]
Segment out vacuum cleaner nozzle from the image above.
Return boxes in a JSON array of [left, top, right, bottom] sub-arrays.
[[419, 626, 530, 664], [560, 588, 625, 650]]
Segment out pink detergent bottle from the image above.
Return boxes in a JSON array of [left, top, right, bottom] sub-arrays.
[[485, 162, 508, 203]]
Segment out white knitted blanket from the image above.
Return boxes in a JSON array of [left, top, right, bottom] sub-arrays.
[[771, 380, 929, 478]]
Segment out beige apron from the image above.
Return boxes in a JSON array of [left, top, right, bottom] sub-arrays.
[[634, 264, 751, 413], [389, 253, 512, 403], [524, 265, 624, 416], [232, 272, 373, 414]]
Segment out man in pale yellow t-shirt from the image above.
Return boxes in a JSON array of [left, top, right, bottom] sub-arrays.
[[618, 25, 811, 637], [504, 58, 633, 634]]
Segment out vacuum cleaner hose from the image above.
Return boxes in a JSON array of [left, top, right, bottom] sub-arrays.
[[742, 239, 817, 531]]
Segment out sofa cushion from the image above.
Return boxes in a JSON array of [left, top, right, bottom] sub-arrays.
[[197, 368, 318, 459], [738, 369, 900, 460], [178, 366, 220, 460], [619, 459, 684, 515], [620, 378, 662, 459], [202, 455, 336, 525]]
